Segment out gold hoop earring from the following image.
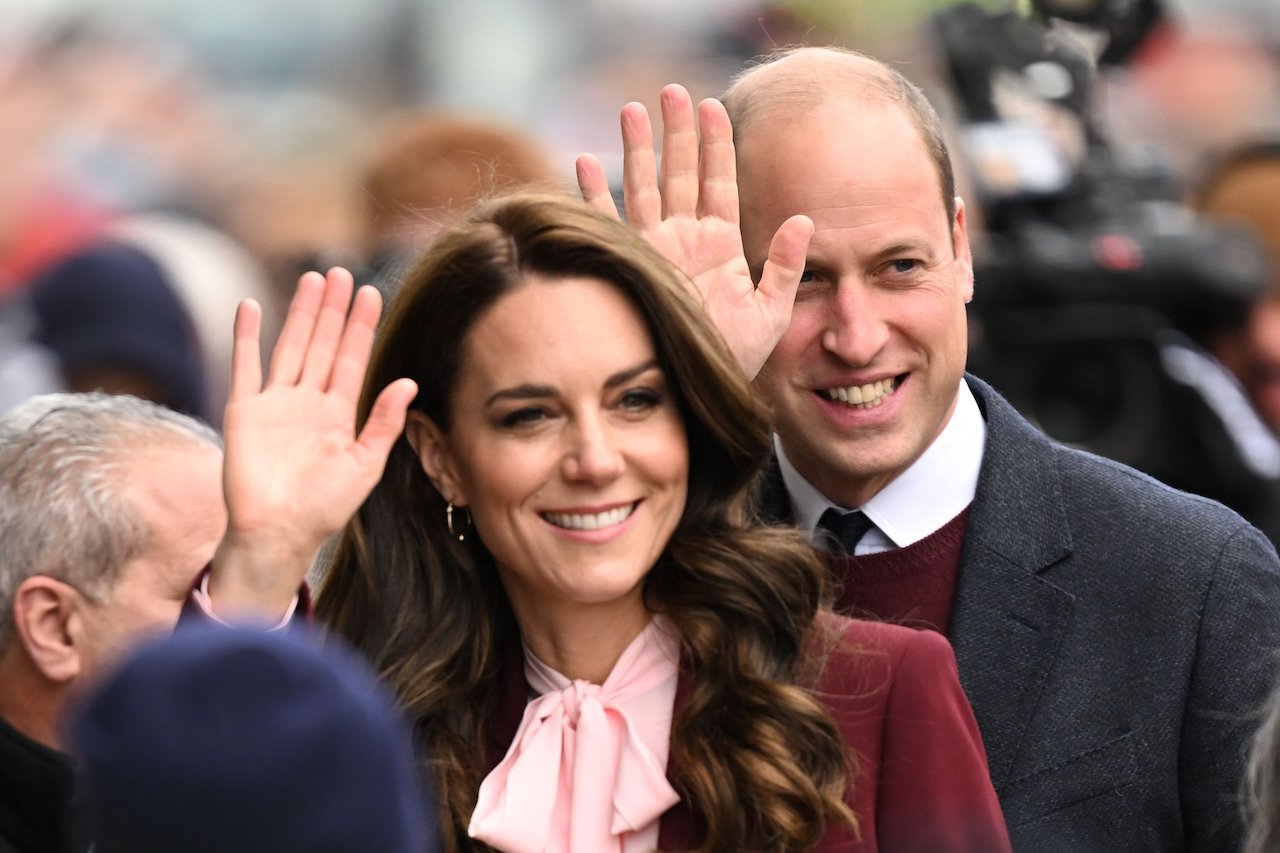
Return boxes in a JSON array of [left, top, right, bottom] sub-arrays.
[[446, 502, 465, 542]]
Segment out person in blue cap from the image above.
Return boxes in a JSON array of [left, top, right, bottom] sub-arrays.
[[71, 623, 438, 853]]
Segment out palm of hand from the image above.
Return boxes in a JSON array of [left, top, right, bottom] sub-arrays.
[[577, 85, 811, 380], [641, 215, 785, 375], [212, 269, 416, 609], [222, 385, 382, 549]]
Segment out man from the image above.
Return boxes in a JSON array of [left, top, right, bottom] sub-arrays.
[[0, 269, 416, 853], [577, 46, 1280, 851], [1197, 141, 1280, 435], [0, 392, 225, 853]]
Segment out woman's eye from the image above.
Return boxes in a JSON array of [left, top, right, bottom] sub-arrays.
[[499, 407, 547, 428], [619, 389, 662, 411]]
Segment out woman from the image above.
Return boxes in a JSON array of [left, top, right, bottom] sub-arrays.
[[271, 191, 1010, 852]]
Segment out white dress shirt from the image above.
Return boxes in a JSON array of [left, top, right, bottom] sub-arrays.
[[776, 378, 988, 555]]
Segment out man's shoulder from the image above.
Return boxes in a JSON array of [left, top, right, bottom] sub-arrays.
[[970, 374, 1255, 538]]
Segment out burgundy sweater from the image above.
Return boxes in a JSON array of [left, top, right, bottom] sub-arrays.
[[826, 507, 971, 635]]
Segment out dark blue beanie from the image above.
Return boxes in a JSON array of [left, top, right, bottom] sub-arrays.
[[30, 240, 208, 419], [70, 625, 437, 853]]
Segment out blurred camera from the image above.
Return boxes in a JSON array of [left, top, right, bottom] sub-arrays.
[[931, 1, 1280, 532]]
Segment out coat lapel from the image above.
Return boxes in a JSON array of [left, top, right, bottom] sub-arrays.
[[755, 378, 1078, 789], [949, 376, 1075, 789]]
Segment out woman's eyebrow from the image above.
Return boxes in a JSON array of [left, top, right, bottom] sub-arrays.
[[483, 359, 661, 409]]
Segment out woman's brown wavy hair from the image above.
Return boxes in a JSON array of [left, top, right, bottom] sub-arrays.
[[316, 191, 856, 851]]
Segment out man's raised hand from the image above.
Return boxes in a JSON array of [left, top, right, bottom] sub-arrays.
[[576, 84, 812, 379]]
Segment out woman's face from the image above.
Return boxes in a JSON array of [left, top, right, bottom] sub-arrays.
[[412, 274, 689, 622]]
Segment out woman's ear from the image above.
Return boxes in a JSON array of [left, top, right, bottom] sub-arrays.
[[12, 576, 83, 684], [405, 411, 468, 505]]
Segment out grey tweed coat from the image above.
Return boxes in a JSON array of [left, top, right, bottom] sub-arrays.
[[760, 375, 1280, 852]]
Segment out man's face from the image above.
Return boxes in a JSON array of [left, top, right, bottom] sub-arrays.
[[75, 441, 226, 680], [738, 98, 974, 508]]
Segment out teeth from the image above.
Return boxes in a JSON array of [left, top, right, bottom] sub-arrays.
[[543, 504, 635, 531], [826, 378, 897, 409]]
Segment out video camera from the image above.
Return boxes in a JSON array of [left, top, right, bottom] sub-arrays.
[[930, 0, 1280, 530]]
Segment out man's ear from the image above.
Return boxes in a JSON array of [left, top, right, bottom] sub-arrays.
[[953, 196, 975, 304], [11, 576, 83, 684], [404, 411, 468, 505]]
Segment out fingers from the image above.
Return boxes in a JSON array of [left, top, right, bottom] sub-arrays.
[[697, 98, 739, 223], [576, 154, 620, 220], [299, 268, 356, 388], [758, 214, 814, 310], [620, 101, 661, 228], [357, 377, 419, 467], [267, 271, 326, 386], [267, 268, 365, 393], [659, 84, 699, 219], [328, 285, 383, 403], [229, 299, 263, 403]]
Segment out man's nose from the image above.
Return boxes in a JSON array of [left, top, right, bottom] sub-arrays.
[[821, 279, 890, 366]]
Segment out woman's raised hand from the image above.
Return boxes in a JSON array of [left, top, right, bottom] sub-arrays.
[[575, 83, 812, 379], [209, 268, 417, 618]]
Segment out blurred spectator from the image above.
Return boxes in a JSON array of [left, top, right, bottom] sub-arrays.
[[29, 240, 208, 420], [1244, 675, 1280, 853], [1104, 18, 1280, 184], [0, 14, 248, 285], [0, 22, 114, 289], [217, 92, 372, 303], [113, 213, 282, 421], [359, 111, 563, 290], [71, 624, 436, 853], [0, 292, 63, 415], [0, 391, 224, 853], [1197, 141, 1280, 433]]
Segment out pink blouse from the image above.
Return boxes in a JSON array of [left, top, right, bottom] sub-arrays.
[[469, 617, 681, 853]]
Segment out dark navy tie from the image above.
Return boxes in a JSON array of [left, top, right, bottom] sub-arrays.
[[817, 508, 874, 555]]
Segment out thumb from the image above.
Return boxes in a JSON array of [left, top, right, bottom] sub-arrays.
[[757, 214, 813, 306], [757, 213, 813, 320], [356, 378, 419, 466]]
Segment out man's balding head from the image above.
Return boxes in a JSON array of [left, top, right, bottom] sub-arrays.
[[723, 46, 956, 227]]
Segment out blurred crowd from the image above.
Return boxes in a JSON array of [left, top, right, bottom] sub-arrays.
[[1, 0, 1279, 448], [3, 0, 1280, 850]]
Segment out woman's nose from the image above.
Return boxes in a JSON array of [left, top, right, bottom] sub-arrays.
[[561, 417, 625, 483]]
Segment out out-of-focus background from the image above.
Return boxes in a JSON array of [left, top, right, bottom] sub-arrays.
[[3, 0, 1280, 537]]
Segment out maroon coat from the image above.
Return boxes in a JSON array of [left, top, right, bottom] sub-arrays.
[[487, 616, 1010, 852]]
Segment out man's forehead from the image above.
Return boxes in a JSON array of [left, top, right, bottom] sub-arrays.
[[117, 440, 225, 585], [736, 103, 940, 210], [118, 440, 224, 522]]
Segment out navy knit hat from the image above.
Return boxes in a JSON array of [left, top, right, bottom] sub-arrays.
[[71, 625, 437, 853], [30, 240, 208, 419]]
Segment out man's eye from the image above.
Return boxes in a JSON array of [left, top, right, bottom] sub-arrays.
[[889, 259, 918, 274], [798, 270, 817, 283]]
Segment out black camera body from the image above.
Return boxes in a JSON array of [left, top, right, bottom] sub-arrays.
[[932, 1, 1280, 530]]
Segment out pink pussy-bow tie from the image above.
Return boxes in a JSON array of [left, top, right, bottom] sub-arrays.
[[468, 618, 682, 853]]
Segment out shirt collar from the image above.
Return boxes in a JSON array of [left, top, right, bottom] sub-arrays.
[[776, 378, 987, 549]]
